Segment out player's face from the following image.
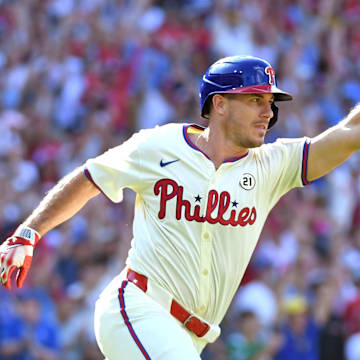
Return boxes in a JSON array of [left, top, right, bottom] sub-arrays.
[[223, 93, 274, 148]]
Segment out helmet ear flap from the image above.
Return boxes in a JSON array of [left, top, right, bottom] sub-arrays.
[[268, 103, 278, 130]]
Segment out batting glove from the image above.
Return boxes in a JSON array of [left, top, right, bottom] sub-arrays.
[[0, 226, 40, 290]]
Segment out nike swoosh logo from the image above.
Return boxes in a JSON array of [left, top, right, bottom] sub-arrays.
[[160, 159, 179, 167]]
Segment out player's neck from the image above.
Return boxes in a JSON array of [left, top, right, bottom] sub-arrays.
[[190, 125, 248, 169]]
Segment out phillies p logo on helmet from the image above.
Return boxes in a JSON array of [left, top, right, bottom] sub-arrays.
[[265, 66, 275, 85]]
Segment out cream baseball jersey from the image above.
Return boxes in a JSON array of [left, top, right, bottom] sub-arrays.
[[85, 123, 310, 328]]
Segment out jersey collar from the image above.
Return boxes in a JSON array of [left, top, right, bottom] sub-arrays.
[[182, 124, 249, 163]]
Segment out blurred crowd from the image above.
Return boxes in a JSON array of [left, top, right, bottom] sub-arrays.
[[0, 0, 360, 359]]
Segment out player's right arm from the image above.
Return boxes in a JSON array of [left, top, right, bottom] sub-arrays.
[[21, 165, 100, 236], [0, 165, 100, 289]]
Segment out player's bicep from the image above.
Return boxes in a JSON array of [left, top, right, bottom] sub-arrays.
[[83, 167, 103, 197], [307, 125, 355, 181]]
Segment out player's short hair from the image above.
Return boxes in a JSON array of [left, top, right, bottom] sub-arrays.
[[203, 93, 239, 118]]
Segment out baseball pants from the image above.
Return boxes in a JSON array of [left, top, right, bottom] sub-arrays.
[[94, 277, 204, 359]]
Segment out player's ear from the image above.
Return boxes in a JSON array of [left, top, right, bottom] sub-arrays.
[[212, 94, 227, 116]]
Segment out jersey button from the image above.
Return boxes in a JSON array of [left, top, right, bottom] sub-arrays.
[[203, 232, 209, 239], [202, 269, 209, 276], [200, 305, 206, 312]]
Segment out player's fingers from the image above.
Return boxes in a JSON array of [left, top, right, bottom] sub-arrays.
[[3, 248, 16, 287], [1, 266, 6, 285], [17, 255, 32, 289], [1, 254, 9, 286], [4, 265, 17, 290]]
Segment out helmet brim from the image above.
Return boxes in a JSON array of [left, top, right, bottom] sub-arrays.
[[200, 84, 293, 118], [225, 84, 293, 101]]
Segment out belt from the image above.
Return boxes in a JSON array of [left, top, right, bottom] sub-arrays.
[[127, 269, 217, 340]]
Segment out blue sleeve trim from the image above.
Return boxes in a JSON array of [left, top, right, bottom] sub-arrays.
[[301, 140, 312, 186], [84, 168, 107, 195]]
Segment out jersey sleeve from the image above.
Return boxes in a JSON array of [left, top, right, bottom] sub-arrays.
[[84, 132, 146, 203], [260, 137, 311, 210]]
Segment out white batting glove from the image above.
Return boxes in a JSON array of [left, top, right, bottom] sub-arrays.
[[0, 226, 40, 290]]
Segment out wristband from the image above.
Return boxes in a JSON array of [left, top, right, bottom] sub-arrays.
[[12, 226, 41, 246]]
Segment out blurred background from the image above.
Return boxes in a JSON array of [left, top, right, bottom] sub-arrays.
[[0, 0, 360, 359]]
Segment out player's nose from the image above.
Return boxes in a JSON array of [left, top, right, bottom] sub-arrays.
[[262, 102, 274, 120]]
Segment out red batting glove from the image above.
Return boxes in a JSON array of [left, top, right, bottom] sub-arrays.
[[0, 226, 40, 290]]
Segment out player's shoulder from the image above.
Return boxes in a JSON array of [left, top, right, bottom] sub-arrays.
[[137, 122, 185, 136], [251, 137, 308, 159], [257, 137, 307, 151], [133, 122, 188, 146]]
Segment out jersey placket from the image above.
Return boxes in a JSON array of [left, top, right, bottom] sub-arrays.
[[198, 226, 212, 315], [198, 165, 221, 316]]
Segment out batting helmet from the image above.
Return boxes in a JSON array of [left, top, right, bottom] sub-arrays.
[[199, 55, 293, 129]]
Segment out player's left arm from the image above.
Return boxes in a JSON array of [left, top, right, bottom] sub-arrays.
[[307, 103, 360, 181]]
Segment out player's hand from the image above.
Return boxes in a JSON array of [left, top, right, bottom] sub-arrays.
[[0, 227, 40, 290]]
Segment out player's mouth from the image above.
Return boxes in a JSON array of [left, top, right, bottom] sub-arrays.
[[253, 121, 269, 133]]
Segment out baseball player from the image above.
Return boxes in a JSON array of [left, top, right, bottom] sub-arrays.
[[1, 55, 360, 359]]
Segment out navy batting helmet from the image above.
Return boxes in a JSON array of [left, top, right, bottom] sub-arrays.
[[199, 55, 293, 129]]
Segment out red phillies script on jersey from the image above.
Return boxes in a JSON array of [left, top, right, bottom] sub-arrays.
[[154, 179, 257, 227]]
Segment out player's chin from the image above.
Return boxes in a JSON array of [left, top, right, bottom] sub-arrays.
[[244, 136, 264, 149], [250, 132, 266, 147]]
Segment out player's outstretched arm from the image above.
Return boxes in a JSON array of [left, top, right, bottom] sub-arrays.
[[0, 165, 100, 289], [21, 165, 100, 236], [307, 103, 360, 181]]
